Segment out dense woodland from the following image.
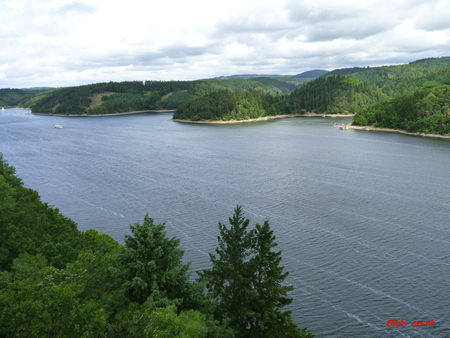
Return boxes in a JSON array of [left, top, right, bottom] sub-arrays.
[[4, 57, 450, 135], [0, 88, 51, 107], [0, 154, 314, 337], [24, 77, 296, 116]]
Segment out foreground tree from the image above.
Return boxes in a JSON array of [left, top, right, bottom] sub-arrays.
[[121, 215, 191, 306], [199, 206, 314, 337]]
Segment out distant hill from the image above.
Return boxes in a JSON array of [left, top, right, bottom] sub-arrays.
[[326, 67, 372, 76], [0, 89, 26, 106], [21, 87, 54, 91], [292, 70, 329, 78], [215, 74, 283, 79], [29, 77, 298, 115]]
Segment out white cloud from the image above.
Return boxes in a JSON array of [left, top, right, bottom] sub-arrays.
[[1, 0, 450, 88]]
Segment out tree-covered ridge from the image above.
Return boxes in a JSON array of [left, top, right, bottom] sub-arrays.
[[173, 89, 281, 121], [174, 59, 450, 122], [326, 57, 450, 97], [30, 80, 199, 115], [353, 83, 450, 134], [285, 74, 388, 114], [0, 153, 87, 270], [0, 89, 25, 106], [0, 88, 53, 107], [0, 154, 313, 337], [173, 72, 421, 122], [28, 77, 297, 116]]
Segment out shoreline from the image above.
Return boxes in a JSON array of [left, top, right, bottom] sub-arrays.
[[172, 113, 355, 124], [31, 109, 175, 117], [349, 125, 450, 139]]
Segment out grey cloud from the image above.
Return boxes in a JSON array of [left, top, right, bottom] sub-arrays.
[[415, 18, 450, 32], [286, 2, 356, 25], [56, 1, 99, 14], [303, 20, 390, 42]]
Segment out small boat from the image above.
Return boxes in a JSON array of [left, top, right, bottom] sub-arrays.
[[54, 125, 63, 129], [322, 114, 326, 117], [1, 107, 4, 111]]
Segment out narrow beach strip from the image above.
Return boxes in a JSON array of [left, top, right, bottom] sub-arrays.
[[349, 125, 450, 139], [172, 113, 355, 124]]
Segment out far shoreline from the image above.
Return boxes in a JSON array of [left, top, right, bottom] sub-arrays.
[[349, 125, 450, 139], [172, 113, 355, 124], [31, 109, 175, 117]]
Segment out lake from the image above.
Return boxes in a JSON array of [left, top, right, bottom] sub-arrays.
[[1, 108, 449, 337]]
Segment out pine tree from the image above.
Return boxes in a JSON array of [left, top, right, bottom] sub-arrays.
[[250, 221, 314, 338], [198, 206, 256, 336], [199, 206, 314, 338], [121, 215, 190, 306]]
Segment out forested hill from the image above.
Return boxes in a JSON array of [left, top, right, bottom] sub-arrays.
[[6, 56, 450, 134], [27, 77, 298, 115], [0, 88, 51, 107], [348, 57, 450, 134], [353, 83, 450, 134], [173, 57, 450, 130], [0, 154, 314, 337], [324, 57, 450, 95], [284, 74, 388, 114]]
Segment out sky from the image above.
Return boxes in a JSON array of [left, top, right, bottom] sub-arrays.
[[2, 0, 450, 88]]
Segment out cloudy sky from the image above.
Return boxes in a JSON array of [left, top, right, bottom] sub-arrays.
[[2, 0, 450, 88]]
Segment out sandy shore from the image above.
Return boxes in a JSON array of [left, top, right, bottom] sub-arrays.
[[172, 113, 355, 124], [32, 109, 175, 117], [349, 125, 450, 139]]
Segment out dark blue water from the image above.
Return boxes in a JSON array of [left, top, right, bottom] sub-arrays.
[[1, 108, 449, 337]]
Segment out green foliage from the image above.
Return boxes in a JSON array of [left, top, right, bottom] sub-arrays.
[[0, 154, 312, 337], [121, 215, 196, 309], [0, 88, 52, 107], [0, 154, 87, 270], [144, 305, 209, 338], [353, 84, 450, 134], [31, 80, 198, 115], [88, 105, 108, 115], [29, 76, 297, 116], [286, 74, 387, 114], [174, 89, 282, 121], [199, 206, 314, 338], [0, 89, 27, 106], [0, 254, 109, 337]]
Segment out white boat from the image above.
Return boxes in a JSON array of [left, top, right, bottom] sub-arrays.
[[1, 107, 4, 111], [54, 125, 63, 129], [322, 114, 326, 117]]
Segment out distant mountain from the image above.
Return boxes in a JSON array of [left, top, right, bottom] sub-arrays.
[[292, 70, 329, 78]]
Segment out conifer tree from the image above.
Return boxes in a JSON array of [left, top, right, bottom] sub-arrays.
[[199, 206, 314, 338], [198, 206, 256, 336], [121, 215, 190, 306]]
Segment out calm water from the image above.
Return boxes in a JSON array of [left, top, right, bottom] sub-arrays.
[[1, 108, 449, 337]]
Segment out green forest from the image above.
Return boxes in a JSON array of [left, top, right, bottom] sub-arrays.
[[3, 56, 450, 135], [21, 77, 296, 116], [0, 154, 314, 338]]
